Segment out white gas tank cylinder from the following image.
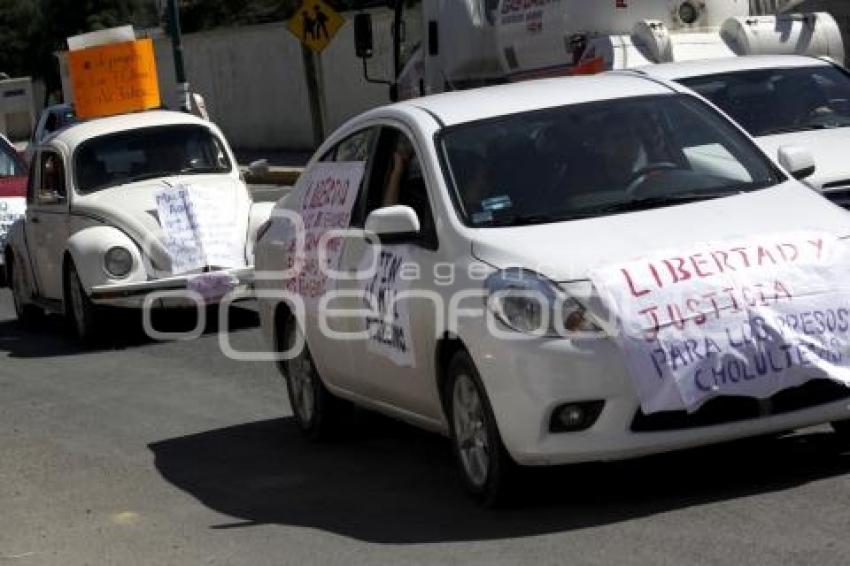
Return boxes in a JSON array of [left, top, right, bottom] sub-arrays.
[[494, 0, 749, 77], [721, 12, 845, 64]]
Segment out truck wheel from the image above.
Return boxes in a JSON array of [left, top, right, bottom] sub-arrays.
[[279, 316, 350, 441], [446, 350, 516, 507], [64, 261, 99, 344], [8, 253, 43, 328]]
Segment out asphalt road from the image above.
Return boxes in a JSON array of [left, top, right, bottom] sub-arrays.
[[3, 290, 850, 566]]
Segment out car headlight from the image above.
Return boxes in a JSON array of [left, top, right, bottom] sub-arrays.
[[485, 268, 602, 337], [104, 246, 133, 278]]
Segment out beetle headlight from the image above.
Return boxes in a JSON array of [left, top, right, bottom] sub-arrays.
[[104, 246, 133, 278], [485, 268, 602, 337]]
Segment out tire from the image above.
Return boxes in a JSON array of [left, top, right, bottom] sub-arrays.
[[279, 316, 349, 441], [64, 261, 100, 344], [7, 252, 43, 328], [446, 350, 516, 507]]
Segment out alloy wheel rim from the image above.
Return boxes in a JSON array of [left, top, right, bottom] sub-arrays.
[[452, 373, 490, 488]]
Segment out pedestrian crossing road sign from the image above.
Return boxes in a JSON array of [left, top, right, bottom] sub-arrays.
[[287, 0, 345, 53]]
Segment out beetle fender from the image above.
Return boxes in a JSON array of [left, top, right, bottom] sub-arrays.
[[65, 226, 147, 294]]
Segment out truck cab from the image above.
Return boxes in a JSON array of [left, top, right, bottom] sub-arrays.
[[355, 0, 845, 101]]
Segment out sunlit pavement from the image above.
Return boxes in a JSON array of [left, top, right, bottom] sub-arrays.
[[2, 289, 850, 565]]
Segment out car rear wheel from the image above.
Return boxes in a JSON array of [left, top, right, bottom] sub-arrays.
[[64, 261, 100, 344], [280, 316, 349, 441], [447, 350, 515, 507], [8, 253, 43, 327]]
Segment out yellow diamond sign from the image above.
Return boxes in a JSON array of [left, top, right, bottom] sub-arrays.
[[287, 0, 345, 53]]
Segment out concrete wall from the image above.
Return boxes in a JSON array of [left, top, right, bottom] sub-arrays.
[[153, 8, 399, 152]]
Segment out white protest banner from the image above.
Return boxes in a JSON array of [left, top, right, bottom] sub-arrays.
[[0, 197, 26, 251], [362, 248, 416, 367], [155, 183, 246, 275], [282, 162, 365, 301], [590, 231, 850, 414]]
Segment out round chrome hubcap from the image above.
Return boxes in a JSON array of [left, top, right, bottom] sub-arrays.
[[289, 350, 316, 425], [453, 373, 490, 488]]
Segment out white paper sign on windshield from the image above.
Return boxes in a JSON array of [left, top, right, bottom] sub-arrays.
[[0, 197, 26, 251], [590, 232, 850, 414], [156, 184, 245, 275]]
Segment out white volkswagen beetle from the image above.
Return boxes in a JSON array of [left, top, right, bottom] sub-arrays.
[[256, 74, 850, 505], [3, 110, 272, 342]]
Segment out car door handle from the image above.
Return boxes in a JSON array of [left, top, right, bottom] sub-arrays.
[[30, 216, 40, 224]]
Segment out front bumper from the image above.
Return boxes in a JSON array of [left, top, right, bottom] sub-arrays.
[[89, 267, 254, 308], [469, 332, 850, 466]]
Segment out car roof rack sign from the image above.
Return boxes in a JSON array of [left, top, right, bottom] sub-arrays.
[[66, 26, 162, 121]]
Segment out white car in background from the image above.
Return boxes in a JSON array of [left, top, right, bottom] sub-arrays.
[[25, 103, 77, 163], [256, 74, 850, 505], [3, 110, 273, 342], [635, 55, 850, 207], [0, 133, 28, 284]]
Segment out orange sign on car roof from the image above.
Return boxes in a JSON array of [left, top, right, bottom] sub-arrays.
[[68, 38, 161, 120]]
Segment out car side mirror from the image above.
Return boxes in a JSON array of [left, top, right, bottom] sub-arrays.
[[365, 205, 420, 242], [354, 14, 374, 59], [778, 145, 815, 180], [248, 159, 270, 178]]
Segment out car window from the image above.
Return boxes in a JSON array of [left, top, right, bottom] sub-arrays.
[[359, 128, 437, 247], [679, 65, 850, 137], [36, 151, 66, 205], [336, 128, 378, 162], [74, 125, 233, 194], [440, 94, 783, 227]]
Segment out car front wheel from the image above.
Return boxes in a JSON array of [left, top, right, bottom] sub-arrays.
[[447, 350, 515, 506], [280, 316, 349, 440], [64, 261, 100, 343]]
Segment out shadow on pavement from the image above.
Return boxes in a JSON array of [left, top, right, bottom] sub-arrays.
[[149, 413, 850, 544], [0, 304, 260, 359]]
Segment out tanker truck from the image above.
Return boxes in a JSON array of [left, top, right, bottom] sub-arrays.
[[353, 0, 845, 100]]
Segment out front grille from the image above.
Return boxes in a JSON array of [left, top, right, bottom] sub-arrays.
[[631, 379, 850, 432]]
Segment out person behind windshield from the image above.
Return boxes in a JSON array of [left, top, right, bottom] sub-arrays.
[[586, 111, 648, 190]]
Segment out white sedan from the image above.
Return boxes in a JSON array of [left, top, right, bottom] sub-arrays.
[[256, 73, 850, 504], [3, 110, 272, 342], [636, 55, 850, 207]]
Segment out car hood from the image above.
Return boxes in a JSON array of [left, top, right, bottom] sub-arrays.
[[470, 182, 850, 285], [758, 128, 850, 192], [72, 175, 251, 274]]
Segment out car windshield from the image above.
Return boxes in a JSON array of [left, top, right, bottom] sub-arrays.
[[74, 124, 232, 194], [0, 142, 25, 178], [678, 65, 850, 137], [440, 94, 782, 227]]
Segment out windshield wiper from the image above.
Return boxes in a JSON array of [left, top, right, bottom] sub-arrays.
[[122, 171, 177, 184], [179, 166, 223, 175], [761, 123, 836, 135], [578, 191, 742, 216]]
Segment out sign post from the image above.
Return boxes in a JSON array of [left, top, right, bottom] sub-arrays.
[[287, 0, 345, 147]]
